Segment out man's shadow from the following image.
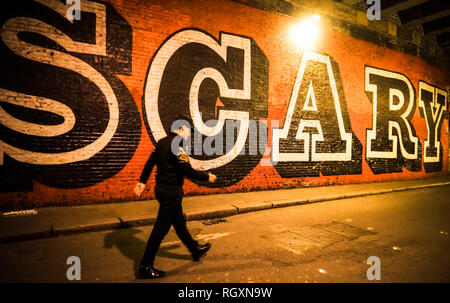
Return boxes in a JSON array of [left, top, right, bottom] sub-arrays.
[[103, 228, 192, 274]]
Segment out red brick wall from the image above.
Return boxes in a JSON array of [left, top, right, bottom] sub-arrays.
[[0, 0, 449, 209]]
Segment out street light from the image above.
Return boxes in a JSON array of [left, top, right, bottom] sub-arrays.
[[290, 14, 321, 50]]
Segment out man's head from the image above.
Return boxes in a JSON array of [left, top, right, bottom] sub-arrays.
[[172, 114, 193, 140]]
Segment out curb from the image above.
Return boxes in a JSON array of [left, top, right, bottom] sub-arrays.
[[185, 207, 238, 221], [1, 181, 450, 245]]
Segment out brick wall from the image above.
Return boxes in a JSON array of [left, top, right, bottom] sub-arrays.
[[0, 0, 449, 209]]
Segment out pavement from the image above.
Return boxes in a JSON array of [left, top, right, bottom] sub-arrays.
[[1, 174, 450, 245]]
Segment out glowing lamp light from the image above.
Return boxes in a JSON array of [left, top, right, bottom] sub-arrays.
[[290, 14, 321, 49]]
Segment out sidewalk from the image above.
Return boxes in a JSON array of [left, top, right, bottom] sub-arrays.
[[1, 175, 450, 244]]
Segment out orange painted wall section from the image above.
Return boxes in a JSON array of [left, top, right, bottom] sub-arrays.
[[0, 0, 449, 208]]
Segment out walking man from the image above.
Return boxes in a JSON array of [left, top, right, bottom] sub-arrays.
[[134, 115, 217, 279]]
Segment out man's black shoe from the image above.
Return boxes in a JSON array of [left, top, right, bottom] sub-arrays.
[[136, 264, 166, 279], [192, 242, 211, 261]]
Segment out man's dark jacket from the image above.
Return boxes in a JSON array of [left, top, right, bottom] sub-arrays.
[[139, 132, 209, 187]]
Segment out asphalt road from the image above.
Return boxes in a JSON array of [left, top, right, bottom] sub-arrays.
[[1, 185, 449, 283]]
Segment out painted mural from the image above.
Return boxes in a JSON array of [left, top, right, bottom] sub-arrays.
[[0, 0, 141, 193], [142, 28, 269, 187], [271, 51, 363, 177], [0, 0, 448, 208]]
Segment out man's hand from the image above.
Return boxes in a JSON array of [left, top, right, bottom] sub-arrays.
[[134, 182, 146, 196], [208, 173, 217, 183]]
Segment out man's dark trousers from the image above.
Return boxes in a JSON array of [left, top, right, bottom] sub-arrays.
[[140, 184, 198, 266]]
